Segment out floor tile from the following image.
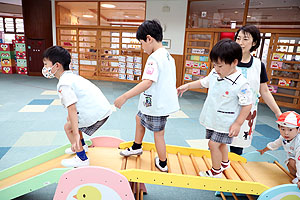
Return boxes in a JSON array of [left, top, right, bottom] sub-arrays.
[[169, 110, 189, 118], [28, 99, 54, 105], [13, 131, 58, 147], [186, 139, 209, 149], [18, 105, 49, 112], [41, 90, 57, 95], [0, 147, 11, 159], [50, 99, 61, 106]]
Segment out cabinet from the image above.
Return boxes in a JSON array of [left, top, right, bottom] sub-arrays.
[[182, 32, 214, 93], [57, 27, 143, 83], [266, 34, 300, 109]]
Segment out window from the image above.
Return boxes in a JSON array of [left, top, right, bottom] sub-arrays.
[[57, 2, 98, 25], [187, 0, 246, 28], [100, 2, 145, 27]]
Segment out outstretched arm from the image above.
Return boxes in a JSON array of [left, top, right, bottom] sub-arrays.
[[114, 79, 153, 109], [260, 83, 282, 118], [67, 103, 81, 152]]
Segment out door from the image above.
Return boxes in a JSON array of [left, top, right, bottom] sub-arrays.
[[27, 38, 45, 76]]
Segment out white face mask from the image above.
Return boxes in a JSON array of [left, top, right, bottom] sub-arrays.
[[42, 63, 57, 79]]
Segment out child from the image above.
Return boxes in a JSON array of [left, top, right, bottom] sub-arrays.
[[177, 39, 252, 178], [257, 111, 300, 188], [230, 25, 282, 155], [114, 20, 179, 172], [42, 46, 112, 167]]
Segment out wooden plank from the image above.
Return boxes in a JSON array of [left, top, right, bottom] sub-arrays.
[[244, 161, 292, 188], [177, 152, 187, 175]]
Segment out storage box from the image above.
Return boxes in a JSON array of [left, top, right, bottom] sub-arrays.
[[15, 35, 25, 43], [0, 51, 14, 59], [0, 43, 13, 51], [1, 58, 15, 66], [15, 43, 26, 52], [17, 59, 27, 67], [1, 66, 16, 74], [17, 66, 27, 74]]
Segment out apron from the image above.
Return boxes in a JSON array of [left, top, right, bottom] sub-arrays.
[[231, 57, 261, 148]]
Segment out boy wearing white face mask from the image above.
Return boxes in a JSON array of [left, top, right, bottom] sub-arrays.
[[42, 46, 112, 168]]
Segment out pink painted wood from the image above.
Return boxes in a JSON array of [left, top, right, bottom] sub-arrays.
[[54, 166, 135, 200]]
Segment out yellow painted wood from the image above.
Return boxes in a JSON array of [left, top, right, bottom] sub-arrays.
[[119, 169, 269, 195]]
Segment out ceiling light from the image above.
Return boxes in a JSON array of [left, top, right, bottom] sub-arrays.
[[124, 15, 129, 18], [101, 4, 116, 8], [247, 15, 251, 17], [234, 11, 238, 14], [83, 15, 93, 18]]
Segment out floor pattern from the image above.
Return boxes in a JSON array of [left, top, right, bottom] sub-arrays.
[[0, 73, 298, 200]]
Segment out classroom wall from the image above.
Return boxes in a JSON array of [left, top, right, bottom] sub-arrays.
[[146, 0, 187, 55]]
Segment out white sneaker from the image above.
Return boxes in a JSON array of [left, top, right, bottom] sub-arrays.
[[120, 147, 143, 157], [155, 157, 168, 172], [65, 144, 89, 155], [292, 177, 299, 184], [199, 168, 222, 178], [61, 155, 90, 168]]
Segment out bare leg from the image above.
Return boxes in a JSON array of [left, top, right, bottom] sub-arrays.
[[208, 140, 222, 169], [219, 143, 229, 162], [154, 129, 166, 161], [287, 158, 297, 176], [64, 120, 83, 152], [134, 115, 145, 144]]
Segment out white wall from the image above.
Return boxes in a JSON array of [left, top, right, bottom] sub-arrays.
[[146, 0, 187, 55]]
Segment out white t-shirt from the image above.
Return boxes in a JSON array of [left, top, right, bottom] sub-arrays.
[[57, 71, 112, 128], [138, 48, 180, 116], [199, 69, 252, 133], [267, 134, 300, 179]]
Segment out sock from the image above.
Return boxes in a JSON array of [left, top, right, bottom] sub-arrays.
[[76, 150, 88, 161], [221, 160, 230, 168], [209, 167, 221, 175], [81, 138, 86, 146], [159, 159, 167, 168], [131, 142, 142, 150]]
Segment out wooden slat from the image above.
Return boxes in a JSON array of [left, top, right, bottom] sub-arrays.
[[166, 153, 171, 173], [231, 161, 254, 182], [121, 157, 127, 170], [274, 160, 295, 179], [150, 149, 155, 171], [190, 154, 200, 175], [177, 152, 187, 175]]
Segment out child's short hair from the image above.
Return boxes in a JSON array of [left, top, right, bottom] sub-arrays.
[[209, 39, 242, 64], [136, 19, 163, 42], [234, 25, 261, 52], [43, 46, 71, 70]]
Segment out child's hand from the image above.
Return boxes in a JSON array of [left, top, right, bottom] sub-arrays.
[[114, 95, 127, 109], [177, 84, 189, 97], [297, 181, 300, 189], [257, 149, 265, 155], [229, 122, 241, 137]]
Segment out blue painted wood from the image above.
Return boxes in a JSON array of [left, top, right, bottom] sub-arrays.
[[258, 184, 300, 200]]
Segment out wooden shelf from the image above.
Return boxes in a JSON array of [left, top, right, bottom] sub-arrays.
[[266, 33, 300, 109]]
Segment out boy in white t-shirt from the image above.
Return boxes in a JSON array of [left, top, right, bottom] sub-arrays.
[[42, 46, 112, 168], [258, 111, 300, 188], [114, 20, 179, 172], [177, 39, 252, 178]]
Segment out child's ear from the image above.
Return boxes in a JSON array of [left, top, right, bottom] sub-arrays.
[[232, 59, 239, 66], [146, 35, 152, 43]]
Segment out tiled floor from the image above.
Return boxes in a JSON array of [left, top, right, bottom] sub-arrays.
[[0, 73, 298, 200]]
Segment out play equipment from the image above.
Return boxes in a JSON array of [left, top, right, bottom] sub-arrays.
[[0, 136, 298, 199]]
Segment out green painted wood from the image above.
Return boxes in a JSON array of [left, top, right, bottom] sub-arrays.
[[0, 140, 91, 180], [0, 168, 70, 200]]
